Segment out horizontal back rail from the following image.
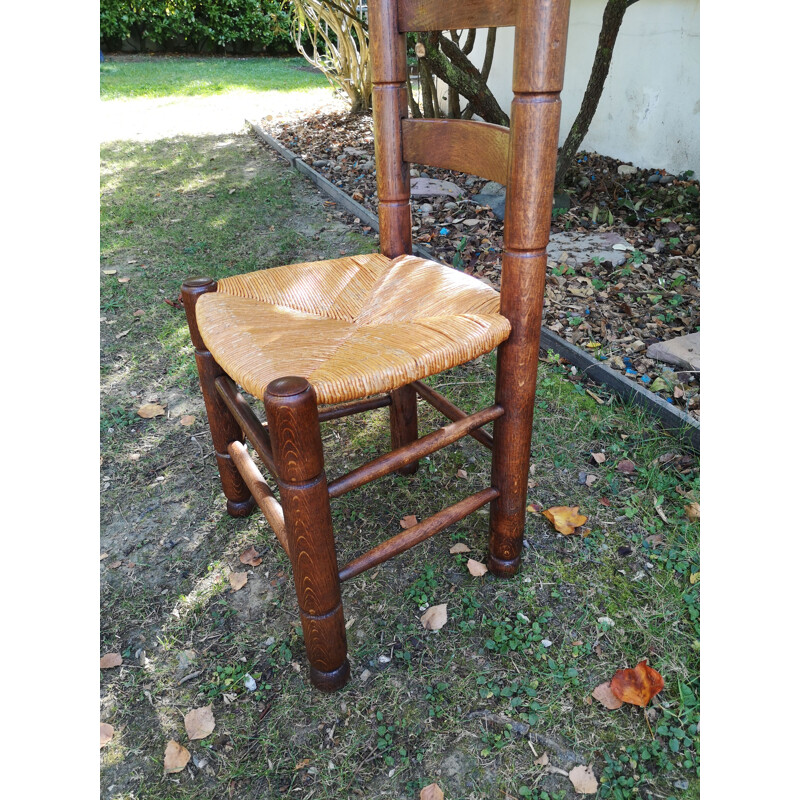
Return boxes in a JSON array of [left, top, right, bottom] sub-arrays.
[[338, 486, 499, 581], [397, 0, 516, 32], [328, 403, 503, 498], [401, 118, 509, 185]]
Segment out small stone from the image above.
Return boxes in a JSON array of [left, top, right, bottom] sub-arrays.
[[578, 471, 587, 485], [419, 203, 433, 213], [648, 173, 662, 184], [617, 164, 638, 176], [578, 175, 591, 190], [360, 669, 371, 681], [542, 639, 553, 648], [312, 159, 330, 167], [660, 174, 675, 184], [674, 779, 689, 791], [646, 332, 700, 371], [481, 181, 506, 195]]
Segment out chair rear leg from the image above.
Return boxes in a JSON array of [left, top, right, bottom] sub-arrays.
[[265, 377, 350, 691], [390, 385, 419, 475], [181, 277, 255, 518]]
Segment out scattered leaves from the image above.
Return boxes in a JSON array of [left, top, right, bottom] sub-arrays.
[[137, 403, 165, 419], [685, 501, 700, 521], [239, 546, 262, 567], [400, 514, 418, 529], [179, 415, 196, 426], [543, 506, 588, 535], [184, 706, 215, 740], [591, 681, 623, 710], [420, 603, 448, 631], [610, 661, 665, 707], [449, 542, 471, 554], [100, 652, 122, 669], [100, 723, 114, 748], [420, 784, 444, 800], [164, 740, 191, 773], [467, 559, 488, 577], [229, 571, 248, 591], [569, 764, 598, 794]]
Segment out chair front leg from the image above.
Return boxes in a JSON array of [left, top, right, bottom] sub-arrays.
[[265, 377, 350, 691], [181, 277, 255, 518], [390, 384, 419, 475]]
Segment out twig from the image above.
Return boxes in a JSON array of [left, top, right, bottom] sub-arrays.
[[177, 669, 204, 685]]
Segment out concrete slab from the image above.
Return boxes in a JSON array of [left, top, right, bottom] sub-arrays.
[[646, 332, 700, 371]]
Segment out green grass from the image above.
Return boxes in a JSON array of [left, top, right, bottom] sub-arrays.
[[100, 59, 698, 800], [100, 55, 328, 100]]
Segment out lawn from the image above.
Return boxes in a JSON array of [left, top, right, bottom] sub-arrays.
[[100, 59, 699, 800], [100, 55, 329, 100]]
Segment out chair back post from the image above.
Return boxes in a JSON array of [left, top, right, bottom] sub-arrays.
[[369, 0, 412, 259], [489, 0, 571, 575]]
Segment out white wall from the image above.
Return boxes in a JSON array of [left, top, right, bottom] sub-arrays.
[[459, 0, 699, 177]]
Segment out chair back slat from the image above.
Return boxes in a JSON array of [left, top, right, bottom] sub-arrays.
[[397, 0, 517, 32], [401, 118, 509, 185]]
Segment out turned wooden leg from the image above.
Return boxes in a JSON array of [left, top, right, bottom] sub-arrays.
[[487, 253, 547, 577], [390, 385, 419, 476], [264, 376, 350, 691], [181, 277, 255, 518]]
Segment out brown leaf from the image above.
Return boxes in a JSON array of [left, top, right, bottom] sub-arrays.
[[184, 706, 215, 740], [137, 403, 165, 419], [685, 502, 700, 521], [420, 603, 448, 631], [617, 459, 636, 474], [467, 559, 488, 577], [534, 751, 549, 766], [420, 783, 444, 800], [164, 740, 191, 773], [100, 723, 114, 748], [645, 533, 665, 547], [229, 571, 248, 591], [118, 276, 130, 283], [449, 543, 471, 554], [239, 546, 262, 567], [456, 468, 468, 479], [108, 560, 122, 569], [179, 415, 196, 426], [591, 681, 623, 710], [400, 514, 418, 529], [610, 661, 665, 707], [100, 652, 122, 669], [99, 553, 109, 560], [585, 474, 598, 487], [133, 309, 145, 316], [543, 506, 588, 536], [569, 764, 598, 794], [591, 452, 606, 464]]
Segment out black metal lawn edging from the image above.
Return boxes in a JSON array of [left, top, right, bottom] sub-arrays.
[[247, 118, 700, 453]]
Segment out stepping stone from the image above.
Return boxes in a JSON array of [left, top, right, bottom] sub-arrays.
[[646, 332, 700, 371], [546, 230, 632, 267], [410, 177, 463, 199]]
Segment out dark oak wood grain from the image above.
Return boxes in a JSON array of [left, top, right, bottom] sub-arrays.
[[318, 394, 392, 422], [402, 118, 509, 184], [328, 404, 503, 499], [339, 487, 499, 581], [182, 278, 255, 518], [264, 377, 349, 691], [390, 385, 419, 476], [397, 0, 516, 32]]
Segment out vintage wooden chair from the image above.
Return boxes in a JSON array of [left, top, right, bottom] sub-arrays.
[[181, 0, 571, 691]]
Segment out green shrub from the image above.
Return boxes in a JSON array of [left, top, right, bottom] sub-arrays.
[[100, 1, 296, 53]]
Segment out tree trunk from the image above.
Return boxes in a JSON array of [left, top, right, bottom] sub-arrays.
[[554, 0, 639, 189]]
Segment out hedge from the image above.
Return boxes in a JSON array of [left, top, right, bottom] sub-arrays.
[[100, 1, 297, 54]]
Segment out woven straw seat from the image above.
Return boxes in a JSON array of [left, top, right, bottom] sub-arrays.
[[195, 253, 511, 405]]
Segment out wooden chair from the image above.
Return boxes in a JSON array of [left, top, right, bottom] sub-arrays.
[[181, 0, 571, 691]]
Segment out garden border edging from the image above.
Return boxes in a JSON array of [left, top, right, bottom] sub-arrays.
[[247, 118, 699, 452]]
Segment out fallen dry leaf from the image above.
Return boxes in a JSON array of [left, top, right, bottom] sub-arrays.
[[543, 506, 588, 536], [115, 329, 131, 339], [689, 571, 700, 584], [526, 503, 541, 513], [137, 403, 165, 419], [400, 514, 418, 529], [617, 459, 636, 474], [610, 661, 665, 707], [102, 269, 117, 275], [239, 546, 262, 567], [449, 542, 471, 554], [420, 783, 444, 800], [569, 764, 598, 794], [133, 309, 145, 316], [591, 452, 606, 464], [99, 552, 109, 560], [685, 502, 700, 521], [118, 276, 130, 283], [585, 474, 598, 487], [456, 469, 468, 479], [420, 603, 448, 631], [100, 723, 114, 748], [164, 740, 191, 773], [591, 681, 623, 709], [179, 415, 196, 426], [534, 752, 549, 766], [645, 533, 665, 547], [108, 560, 123, 569], [184, 706, 215, 740], [467, 559, 488, 577], [100, 652, 122, 669], [229, 571, 248, 591]]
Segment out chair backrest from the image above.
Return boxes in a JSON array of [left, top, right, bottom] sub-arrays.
[[368, 0, 571, 298]]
